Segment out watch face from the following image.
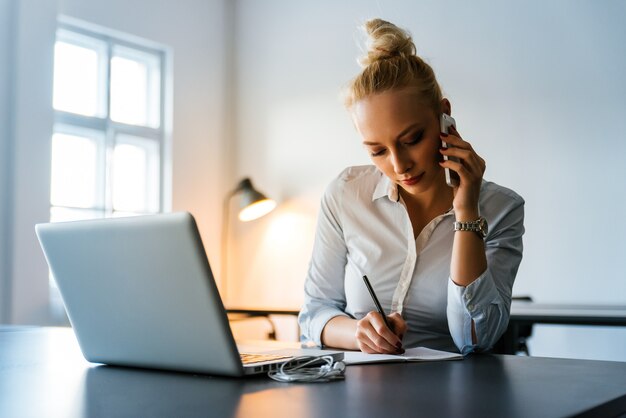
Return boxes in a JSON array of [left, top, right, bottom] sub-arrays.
[[479, 217, 488, 236]]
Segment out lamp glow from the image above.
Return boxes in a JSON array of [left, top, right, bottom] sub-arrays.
[[238, 198, 277, 222]]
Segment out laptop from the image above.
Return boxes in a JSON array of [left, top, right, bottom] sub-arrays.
[[35, 212, 342, 377]]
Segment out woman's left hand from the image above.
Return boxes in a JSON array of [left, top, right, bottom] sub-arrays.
[[439, 125, 486, 218]]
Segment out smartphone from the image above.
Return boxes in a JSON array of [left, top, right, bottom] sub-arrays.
[[440, 114, 459, 187]]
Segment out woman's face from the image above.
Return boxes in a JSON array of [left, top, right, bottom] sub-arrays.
[[352, 89, 448, 197]]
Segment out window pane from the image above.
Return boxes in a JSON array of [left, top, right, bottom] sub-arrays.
[[51, 132, 101, 208], [53, 31, 106, 117], [110, 46, 161, 128], [112, 135, 160, 213]]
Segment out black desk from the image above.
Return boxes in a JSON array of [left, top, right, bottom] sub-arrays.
[[2, 328, 626, 418]]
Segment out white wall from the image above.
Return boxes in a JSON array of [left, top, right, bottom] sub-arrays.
[[0, 0, 14, 322], [1, 0, 232, 324], [1, 0, 58, 324], [231, 0, 626, 360]]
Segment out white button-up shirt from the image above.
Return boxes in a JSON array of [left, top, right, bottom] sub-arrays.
[[298, 165, 525, 354]]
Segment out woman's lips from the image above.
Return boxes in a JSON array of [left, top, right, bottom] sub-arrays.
[[401, 173, 424, 186]]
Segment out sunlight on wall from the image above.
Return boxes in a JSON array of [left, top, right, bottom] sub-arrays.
[[230, 198, 318, 310]]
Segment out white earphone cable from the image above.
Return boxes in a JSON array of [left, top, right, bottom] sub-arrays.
[[268, 355, 346, 383]]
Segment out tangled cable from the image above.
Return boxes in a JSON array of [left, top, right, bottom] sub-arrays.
[[268, 355, 346, 383]]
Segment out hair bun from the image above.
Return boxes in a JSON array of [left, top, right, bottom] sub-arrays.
[[359, 18, 416, 68]]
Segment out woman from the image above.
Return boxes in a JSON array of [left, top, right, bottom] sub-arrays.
[[298, 19, 524, 355]]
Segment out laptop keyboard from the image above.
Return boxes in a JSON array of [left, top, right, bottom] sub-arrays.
[[240, 353, 292, 365]]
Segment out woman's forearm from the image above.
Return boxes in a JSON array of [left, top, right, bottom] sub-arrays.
[[321, 316, 359, 350], [450, 209, 488, 287]]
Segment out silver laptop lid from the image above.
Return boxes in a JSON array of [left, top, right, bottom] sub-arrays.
[[36, 212, 245, 376]]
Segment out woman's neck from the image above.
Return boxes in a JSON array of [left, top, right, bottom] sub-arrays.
[[400, 181, 453, 239], [399, 179, 454, 221]]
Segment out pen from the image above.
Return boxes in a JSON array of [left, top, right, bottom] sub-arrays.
[[362, 275, 392, 330]]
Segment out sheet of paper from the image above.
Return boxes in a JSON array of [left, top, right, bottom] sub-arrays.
[[343, 346, 462, 365], [402, 347, 463, 361]]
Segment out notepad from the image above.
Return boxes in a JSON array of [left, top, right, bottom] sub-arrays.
[[343, 347, 463, 365]]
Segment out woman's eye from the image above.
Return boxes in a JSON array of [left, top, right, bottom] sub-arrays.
[[404, 132, 424, 146], [370, 149, 386, 157]]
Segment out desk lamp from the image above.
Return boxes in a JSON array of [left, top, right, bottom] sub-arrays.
[[220, 178, 276, 304]]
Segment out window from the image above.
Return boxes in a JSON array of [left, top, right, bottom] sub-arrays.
[[50, 21, 169, 321]]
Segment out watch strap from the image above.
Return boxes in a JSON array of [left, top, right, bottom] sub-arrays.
[[453, 217, 488, 238]]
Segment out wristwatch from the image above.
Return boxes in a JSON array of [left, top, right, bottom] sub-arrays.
[[454, 216, 488, 238]]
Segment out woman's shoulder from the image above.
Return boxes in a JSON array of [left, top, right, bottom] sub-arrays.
[[480, 180, 524, 205], [325, 165, 380, 192], [321, 165, 382, 205], [335, 165, 380, 182], [479, 180, 525, 221]]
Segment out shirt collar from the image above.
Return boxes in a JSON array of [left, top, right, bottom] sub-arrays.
[[372, 173, 457, 215], [372, 173, 400, 202]]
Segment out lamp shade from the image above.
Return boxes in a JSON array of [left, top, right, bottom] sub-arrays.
[[234, 178, 276, 222]]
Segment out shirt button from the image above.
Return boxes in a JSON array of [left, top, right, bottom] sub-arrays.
[[465, 293, 472, 300], [468, 304, 475, 311]]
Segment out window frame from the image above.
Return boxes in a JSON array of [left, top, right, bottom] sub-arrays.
[[52, 20, 169, 219]]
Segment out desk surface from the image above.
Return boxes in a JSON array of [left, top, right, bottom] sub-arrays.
[[1, 327, 626, 418]]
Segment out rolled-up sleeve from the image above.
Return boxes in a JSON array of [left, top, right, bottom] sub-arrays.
[[447, 193, 525, 354], [298, 179, 351, 346]]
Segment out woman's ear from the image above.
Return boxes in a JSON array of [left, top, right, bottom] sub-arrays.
[[441, 98, 451, 116]]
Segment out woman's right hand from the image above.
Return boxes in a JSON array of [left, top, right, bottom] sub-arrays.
[[355, 311, 407, 354]]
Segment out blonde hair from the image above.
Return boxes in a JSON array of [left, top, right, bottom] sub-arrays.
[[345, 19, 443, 113]]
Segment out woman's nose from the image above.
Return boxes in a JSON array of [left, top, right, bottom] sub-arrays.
[[391, 149, 412, 174]]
